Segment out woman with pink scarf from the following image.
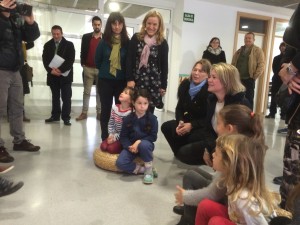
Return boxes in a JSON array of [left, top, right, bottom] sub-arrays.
[[126, 11, 169, 113]]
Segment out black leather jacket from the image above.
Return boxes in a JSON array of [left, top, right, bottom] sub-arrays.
[[0, 12, 40, 71]]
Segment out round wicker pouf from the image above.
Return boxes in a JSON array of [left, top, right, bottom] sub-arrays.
[[93, 148, 144, 172], [93, 148, 121, 172]]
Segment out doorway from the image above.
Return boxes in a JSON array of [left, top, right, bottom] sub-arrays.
[[233, 12, 272, 113]]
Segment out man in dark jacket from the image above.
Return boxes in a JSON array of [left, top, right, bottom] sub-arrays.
[[265, 42, 286, 119], [42, 25, 75, 126], [0, 0, 40, 164], [76, 16, 102, 121]]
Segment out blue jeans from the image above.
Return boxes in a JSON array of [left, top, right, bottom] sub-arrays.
[[116, 140, 154, 173], [0, 70, 25, 146]]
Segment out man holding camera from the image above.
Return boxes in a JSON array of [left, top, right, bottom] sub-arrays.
[[0, 0, 40, 164]]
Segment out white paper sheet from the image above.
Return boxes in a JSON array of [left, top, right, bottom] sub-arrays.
[[49, 54, 70, 77]]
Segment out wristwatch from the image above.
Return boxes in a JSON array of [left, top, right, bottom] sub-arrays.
[[287, 63, 298, 76]]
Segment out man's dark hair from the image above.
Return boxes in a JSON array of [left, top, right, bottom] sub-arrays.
[[51, 25, 63, 33], [92, 16, 102, 24], [245, 31, 255, 39]]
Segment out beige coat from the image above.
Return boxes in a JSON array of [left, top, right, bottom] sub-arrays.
[[232, 45, 265, 80]]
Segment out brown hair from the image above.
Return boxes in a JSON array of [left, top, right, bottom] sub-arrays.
[[188, 59, 211, 79], [218, 104, 266, 151]]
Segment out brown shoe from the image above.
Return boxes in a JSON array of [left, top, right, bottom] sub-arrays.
[[76, 113, 87, 121], [97, 113, 101, 121], [13, 140, 40, 152], [23, 116, 30, 122], [0, 146, 14, 163]]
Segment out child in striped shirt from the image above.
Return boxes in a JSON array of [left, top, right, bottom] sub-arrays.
[[100, 87, 134, 154]]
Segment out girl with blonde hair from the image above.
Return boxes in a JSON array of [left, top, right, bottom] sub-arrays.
[[174, 105, 264, 225], [195, 134, 277, 225]]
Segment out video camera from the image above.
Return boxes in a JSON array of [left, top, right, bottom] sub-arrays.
[[0, 1, 32, 16]]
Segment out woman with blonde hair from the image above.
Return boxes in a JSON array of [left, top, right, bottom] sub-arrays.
[[126, 11, 169, 113], [175, 63, 250, 166]]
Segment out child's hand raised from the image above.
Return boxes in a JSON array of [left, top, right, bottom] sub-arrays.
[[174, 185, 185, 205]]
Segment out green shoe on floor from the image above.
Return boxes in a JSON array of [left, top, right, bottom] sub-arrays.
[[143, 173, 154, 184]]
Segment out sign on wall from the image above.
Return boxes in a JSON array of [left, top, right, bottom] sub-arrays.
[[183, 13, 194, 23]]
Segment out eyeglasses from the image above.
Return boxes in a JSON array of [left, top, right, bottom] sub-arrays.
[[212, 41, 220, 44]]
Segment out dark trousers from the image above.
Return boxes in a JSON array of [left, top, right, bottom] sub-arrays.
[[49, 81, 72, 121], [181, 168, 213, 225], [241, 78, 255, 109], [161, 120, 207, 165], [98, 78, 126, 140], [269, 78, 283, 116]]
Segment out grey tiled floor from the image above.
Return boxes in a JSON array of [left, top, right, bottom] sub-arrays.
[[0, 97, 286, 225]]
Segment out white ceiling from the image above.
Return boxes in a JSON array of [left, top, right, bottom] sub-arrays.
[[29, 0, 298, 19]]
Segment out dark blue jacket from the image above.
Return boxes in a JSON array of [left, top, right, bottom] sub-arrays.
[[120, 112, 158, 149]]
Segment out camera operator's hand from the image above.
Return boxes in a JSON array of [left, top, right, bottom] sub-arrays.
[[0, 0, 16, 10], [23, 12, 34, 25], [22, 4, 34, 25]]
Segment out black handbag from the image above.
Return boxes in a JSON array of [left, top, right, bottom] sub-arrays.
[[20, 63, 33, 82], [283, 3, 300, 49]]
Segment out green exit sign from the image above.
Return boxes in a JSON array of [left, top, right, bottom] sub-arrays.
[[183, 13, 194, 23]]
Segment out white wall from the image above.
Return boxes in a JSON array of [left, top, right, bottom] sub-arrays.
[[165, 0, 294, 113]]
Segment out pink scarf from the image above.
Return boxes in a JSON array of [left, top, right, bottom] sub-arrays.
[[139, 35, 157, 69]]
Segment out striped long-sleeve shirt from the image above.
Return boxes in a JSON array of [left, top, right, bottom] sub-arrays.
[[108, 104, 132, 141]]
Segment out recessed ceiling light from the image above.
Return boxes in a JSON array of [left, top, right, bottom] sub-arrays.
[[109, 2, 120, 12]]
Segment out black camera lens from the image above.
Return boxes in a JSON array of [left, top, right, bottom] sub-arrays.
[[16, 3, 32, 16]]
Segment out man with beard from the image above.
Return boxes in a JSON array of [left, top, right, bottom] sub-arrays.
[[76, 16, 102, 121]]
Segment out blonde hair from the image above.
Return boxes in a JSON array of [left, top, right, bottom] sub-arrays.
[[138, 11, 165, 44], [211, 63, 245, 95], [216, 134, 276, 219]]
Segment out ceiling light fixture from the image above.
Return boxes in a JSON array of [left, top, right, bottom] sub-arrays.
[[109, 2, 120, 12], [242, 25, 249, 29]]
